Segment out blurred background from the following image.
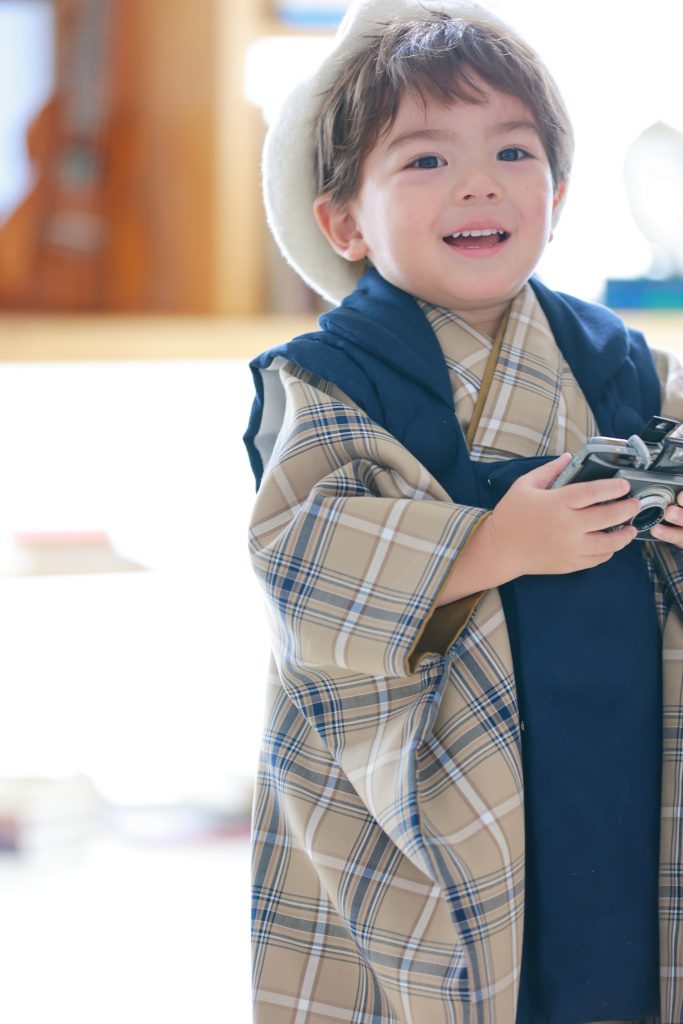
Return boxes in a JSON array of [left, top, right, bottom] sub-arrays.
[[2, 1, 683, 1021]]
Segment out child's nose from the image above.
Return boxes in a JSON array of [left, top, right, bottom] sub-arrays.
[[453, 169, 501, 202]]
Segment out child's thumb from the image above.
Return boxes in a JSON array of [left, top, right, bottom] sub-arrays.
[[524, 452, 572, 489]]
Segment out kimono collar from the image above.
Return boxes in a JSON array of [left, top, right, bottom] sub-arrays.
[[245, 268, 660, 491], [318, 267, 659, 436]]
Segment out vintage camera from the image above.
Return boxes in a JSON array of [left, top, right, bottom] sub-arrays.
[[550, 416, 683, 540]]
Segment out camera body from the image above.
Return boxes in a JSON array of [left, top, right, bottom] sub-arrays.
[[550, 416, 683, 540]]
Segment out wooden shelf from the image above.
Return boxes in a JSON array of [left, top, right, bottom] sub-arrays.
[[17, 301, 680, 365], [0, 313, 319, 362], [0, 310, 680, 363]]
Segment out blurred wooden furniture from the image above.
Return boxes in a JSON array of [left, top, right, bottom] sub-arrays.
[[0, 0, 277, 316], [0, 0, 150, 312]]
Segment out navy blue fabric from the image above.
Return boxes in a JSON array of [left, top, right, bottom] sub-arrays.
[[479, 458, 661, 1023], [244, 268, 663, 1022], [245, 269, 473, 499]]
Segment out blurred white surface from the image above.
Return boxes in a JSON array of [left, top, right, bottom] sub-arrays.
[[0, 359, 268, 800], [0, 836, 250, 1024], [0, 568, 266, 803], [0, 356, 262, 1021]]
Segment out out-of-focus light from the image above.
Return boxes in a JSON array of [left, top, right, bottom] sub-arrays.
[[624, 122, 683, 278], [244, 35, 335, 125], [273, 1, 350, 28], [0, 1, 54, 220]]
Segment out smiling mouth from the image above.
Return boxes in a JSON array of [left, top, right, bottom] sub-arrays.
[[444, 229, 509, 249]]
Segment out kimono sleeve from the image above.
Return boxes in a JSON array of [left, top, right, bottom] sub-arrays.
[[648, 347, 683, 615], [653, 346, 683, 422], [248, 364, 490, 680]]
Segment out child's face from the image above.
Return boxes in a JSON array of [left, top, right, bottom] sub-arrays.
[[318, 83, 566, 332]]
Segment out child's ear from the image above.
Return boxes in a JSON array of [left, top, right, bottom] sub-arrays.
[[551, 178, 568, 229], [313, 194, 369, 262]]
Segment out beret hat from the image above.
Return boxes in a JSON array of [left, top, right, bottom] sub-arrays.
[[262, 0, 511, 305]]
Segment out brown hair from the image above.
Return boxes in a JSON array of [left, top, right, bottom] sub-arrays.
[[314, 14, 573, 205]]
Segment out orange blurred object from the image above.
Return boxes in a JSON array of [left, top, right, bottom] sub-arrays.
[[0, 0, 150, 312]]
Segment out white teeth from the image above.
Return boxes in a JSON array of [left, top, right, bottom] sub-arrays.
[[450, 228, 504, 238]]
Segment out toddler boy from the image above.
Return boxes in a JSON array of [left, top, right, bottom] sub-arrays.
[[245, 1, 683, 1020]]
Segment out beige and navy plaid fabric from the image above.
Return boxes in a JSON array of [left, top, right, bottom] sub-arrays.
[[420, 285, 599, 459], [248, 285, 683, 1023]]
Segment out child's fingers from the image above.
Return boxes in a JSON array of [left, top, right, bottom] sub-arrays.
[[561, 476, 631, 510], [663, 504, 683, 527], [650, 521, 683, 546], [581, 522, 638, 559], [581, 496, 641, 532], [521, 452, 572, 489], [651, 505, 683, 545]]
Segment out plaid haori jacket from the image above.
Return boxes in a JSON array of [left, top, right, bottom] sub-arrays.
[[246, 284, 683, 1024]]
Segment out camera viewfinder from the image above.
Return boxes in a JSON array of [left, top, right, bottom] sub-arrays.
[[640, 416, 680, 443]]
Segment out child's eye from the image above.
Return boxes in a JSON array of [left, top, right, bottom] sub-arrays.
[[407, 154, 446, 170], [498, 147, 530, 162]]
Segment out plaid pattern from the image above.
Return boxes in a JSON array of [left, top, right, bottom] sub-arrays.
[[651, 348, 683, 1024], [248, 288, 683, 1023], [421, 284, 599, 459]]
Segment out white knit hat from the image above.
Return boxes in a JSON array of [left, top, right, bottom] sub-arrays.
[[262, 0, 512, 305]]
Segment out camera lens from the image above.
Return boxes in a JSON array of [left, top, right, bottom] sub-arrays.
[[630, 487, 676, 533], [632, 503, 666, 531]]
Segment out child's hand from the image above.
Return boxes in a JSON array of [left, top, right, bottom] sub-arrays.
[[650, 493, 683, 547], [488, 454, 641, 579]]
